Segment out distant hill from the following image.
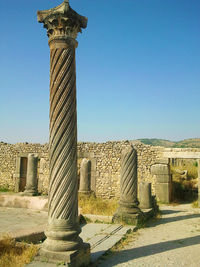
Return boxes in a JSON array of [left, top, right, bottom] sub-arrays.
[[138, 138, 200, 148]]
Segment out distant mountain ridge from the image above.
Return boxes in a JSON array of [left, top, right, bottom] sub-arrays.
[[138, 138, 200, 148]]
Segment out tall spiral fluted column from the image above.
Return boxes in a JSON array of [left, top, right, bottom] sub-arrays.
[[113, 144, 143, 225], [37, 1, 90, 265]]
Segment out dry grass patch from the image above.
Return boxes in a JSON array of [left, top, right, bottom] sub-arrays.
[[171, 163, 198, 182], [0, 235, 39, 267], [192, 200, 199, 208], [170, 163, 198, 202], [111, 230, 138, 252], [78, 194, 118, 216]]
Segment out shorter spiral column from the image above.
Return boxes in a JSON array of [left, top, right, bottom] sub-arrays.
[[113, 144, 143, 225]]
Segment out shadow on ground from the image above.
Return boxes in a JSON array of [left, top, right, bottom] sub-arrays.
[[161, 209, 182, 215], [149, 212, 200, 227], [94, 234, 200, 267]]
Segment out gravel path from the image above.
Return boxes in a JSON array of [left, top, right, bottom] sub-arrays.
[[97, 204, 200, 267]]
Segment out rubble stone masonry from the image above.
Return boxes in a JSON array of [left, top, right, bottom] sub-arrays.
[[0, 141, 164, 198]]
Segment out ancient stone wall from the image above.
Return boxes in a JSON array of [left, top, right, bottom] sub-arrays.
[[0, 142, 49, 194], [0, 141, 163, 198], [77, 141, 163, 198]]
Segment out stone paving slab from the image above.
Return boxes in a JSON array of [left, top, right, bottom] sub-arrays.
[[79, 223, 111, 241], [27, 263, 56, 267], [82, 224, 133, 263], [27, 224, 133, 266], [91, 234, 126, 262], [0, 207, 134, 266]]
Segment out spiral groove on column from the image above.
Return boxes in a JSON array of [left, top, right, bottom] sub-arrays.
[[48, 45, 78, 222], [113, 144, 141, 224], [37, 1, 90, 261], [120, 145, 138, 203]]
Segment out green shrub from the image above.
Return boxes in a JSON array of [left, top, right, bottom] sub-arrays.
[[0, 187, 11, 192], [193, 161, 198, 167]]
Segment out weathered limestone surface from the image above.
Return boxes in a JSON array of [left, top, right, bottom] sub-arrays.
[[79, 158, 91, 194], [0, 141, 165, 198], [0, 142, 49, 193], [151, 163, 172, 203], [113, 145, 142, 225], [1, 142, 200, 200], [139, 182, 152, 209], [23, 154, 38, 196], [37, 0, 90, 265], [14, 157, 22, 193], [77, 141, 163, 198], [198, 159, 200, 207], [151, 164, 170, 175], [162, 149, 200, 159]]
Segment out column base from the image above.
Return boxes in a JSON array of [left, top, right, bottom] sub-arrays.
[[35, 242, 90, 267], [21, 190, 38, 196], [78, 191, 92, 196], [112, 204, 144, 226], [113, 212, 144, 226]]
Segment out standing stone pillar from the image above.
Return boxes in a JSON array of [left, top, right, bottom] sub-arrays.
[[139, 182, 152, 209], [198, 160, 200, 207], [151, 163, 172, 203], [113, 145, 143, 225], [14, 157, 21, 193], [23, 154, 38, 196], [37, 1, 90, 265], [79, 158, 91, 194]]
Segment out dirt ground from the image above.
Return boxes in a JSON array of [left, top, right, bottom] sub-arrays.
[[97, 204, 200, 267], [0, 207, 47, 239]]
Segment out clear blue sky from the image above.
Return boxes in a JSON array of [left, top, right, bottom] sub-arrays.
[[0, 0, 200, 144]]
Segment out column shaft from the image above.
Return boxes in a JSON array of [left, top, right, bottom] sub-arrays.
[[24, 154, 38, 196], [113, 144, 142, 225], [37, 2, 89, 265], [79, 158, 91, 193], [42, 39, 82, 253]]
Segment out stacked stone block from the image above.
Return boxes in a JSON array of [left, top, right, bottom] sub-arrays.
[[151, 163, 172, 203]]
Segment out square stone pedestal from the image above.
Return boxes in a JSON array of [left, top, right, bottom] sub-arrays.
[[112, 211, 144, 226], [35, 243, 90, 267], [156, 183, 171, 203]]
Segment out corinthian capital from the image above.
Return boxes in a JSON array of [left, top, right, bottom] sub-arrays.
[[37, 0, 87, 41]]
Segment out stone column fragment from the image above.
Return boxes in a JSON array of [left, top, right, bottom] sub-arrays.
[[113, 145, 142, 225], [139, 182, 152, 209], [37, 1, 90, 266], [151, 163, 172, 203], [24, 154, 38, 196], [14, 157, 21, 193], [79, 158, 91, 194], [198, 160, 200, 207]]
